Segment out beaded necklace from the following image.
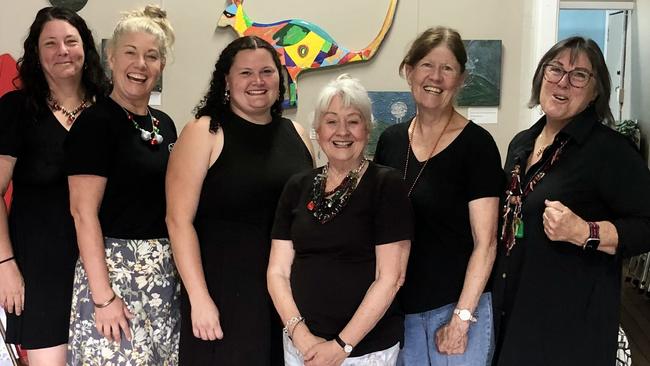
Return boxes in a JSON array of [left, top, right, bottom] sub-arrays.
[[307, 159, 367, 224], [47, 95, 89, 124], [120, 106, 163, 146]]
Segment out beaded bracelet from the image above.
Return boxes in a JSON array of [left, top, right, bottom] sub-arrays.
[[94, 291, 117, 308], [284, 316, 305, 339], [0, 256, 15, 265], [289, 317, 305, 339]]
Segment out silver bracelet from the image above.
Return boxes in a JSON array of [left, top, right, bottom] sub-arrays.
[[284, 316, 305, 339]]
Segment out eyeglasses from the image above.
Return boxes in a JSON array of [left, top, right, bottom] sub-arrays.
[[543, 64, 593, 88]]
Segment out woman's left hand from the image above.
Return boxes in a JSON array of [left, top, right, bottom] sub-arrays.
[[435, 317, 469, 355], [543, 200, 588, 245], [303, 340, 347, 366]]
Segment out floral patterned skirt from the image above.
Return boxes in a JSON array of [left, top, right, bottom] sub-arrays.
[[67, 237, 180, 366]]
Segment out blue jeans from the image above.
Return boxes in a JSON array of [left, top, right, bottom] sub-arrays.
[[397, 292, 494, 366]]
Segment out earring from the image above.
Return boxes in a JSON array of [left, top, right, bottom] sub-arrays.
[[223, 89, 230, 104]]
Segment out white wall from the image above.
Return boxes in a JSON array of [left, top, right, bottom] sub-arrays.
[[0, 0, 579, 162], [629, 0, 650, 163]]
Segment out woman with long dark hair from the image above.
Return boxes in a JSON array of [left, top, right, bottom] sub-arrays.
[[0, 7, 108, 365]]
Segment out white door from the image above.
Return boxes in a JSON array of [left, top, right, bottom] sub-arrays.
[[605, 10, 628, 122]]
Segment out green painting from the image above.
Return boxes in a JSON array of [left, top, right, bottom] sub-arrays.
[[457, 40, 502, 106]]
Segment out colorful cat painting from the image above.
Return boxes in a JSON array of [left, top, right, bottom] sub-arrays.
[[218, 0, 397, 107]]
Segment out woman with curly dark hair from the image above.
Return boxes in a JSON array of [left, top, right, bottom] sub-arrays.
[[166, 35, 314, 365], [0, 6, 108, 365]]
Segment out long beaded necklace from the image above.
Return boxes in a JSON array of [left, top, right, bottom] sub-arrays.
[[307, 159, 367, 224], [120, 106, 164, 146], [403, 113, 453, 197], [47, 95, 89, 125]]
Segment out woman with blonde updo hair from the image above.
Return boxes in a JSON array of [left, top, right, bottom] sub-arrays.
[[65, 5, 180, 365]]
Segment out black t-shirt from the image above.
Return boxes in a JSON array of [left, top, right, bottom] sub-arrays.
[[272, 162, 413, 357], [374, 121, 504, 313], [65, 97, 177, 239]]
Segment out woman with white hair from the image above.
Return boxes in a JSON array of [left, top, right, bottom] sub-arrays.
[[268, 74, 413, 365], [64, 5, 179, 365]]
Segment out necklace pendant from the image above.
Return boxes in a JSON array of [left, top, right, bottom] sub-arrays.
[[307, 201, 315, 211], [514, 217, 524, 239], [140, 130, 152, 141], [154, 133, 164, 144]]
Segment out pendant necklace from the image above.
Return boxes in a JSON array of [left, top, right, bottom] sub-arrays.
[[120, 106, 164, 145], [403, 112, 453, 197], [47, 94, 89, 124], [307, 159, 367, 224]]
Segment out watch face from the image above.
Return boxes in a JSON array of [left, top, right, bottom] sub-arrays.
[[458, 310, 471, 321], [585, 238, 600, 250], [344, 344, 353, 353]]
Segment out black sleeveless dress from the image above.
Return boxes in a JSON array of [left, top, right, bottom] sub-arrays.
[[178, 110, 313, 365]]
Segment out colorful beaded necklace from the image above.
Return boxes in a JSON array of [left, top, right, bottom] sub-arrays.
[[120, 106, 163, 146], [307, 159, 367, 224], [47, 95, 89, 124]]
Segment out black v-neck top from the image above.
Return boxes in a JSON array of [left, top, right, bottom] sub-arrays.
[[65, 97, 177, 239], [374, 120, 504, 313]]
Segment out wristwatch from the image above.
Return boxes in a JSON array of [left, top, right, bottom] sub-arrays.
[[335, 335, 354, 354], [453, 308, 478, 323], [583, 221, 600, 251]]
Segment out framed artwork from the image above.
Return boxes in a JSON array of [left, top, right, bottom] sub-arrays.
[[367, 91, 416, 157], [457, 40, 502, 106]]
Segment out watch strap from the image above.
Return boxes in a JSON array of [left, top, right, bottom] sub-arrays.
[[334, 335, 353, 353], [583, 221, 600, 251]]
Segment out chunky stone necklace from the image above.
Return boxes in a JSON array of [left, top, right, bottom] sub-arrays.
[[47, 94, 89, 124], [120, 106, 163, 146], [307, 159, 367, 224]]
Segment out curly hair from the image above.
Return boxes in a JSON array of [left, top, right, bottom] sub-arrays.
[[16, 6, 109, 121], [194, 36, 285, 133]]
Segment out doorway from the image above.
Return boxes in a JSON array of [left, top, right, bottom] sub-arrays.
[[557, 2, 633, 122]]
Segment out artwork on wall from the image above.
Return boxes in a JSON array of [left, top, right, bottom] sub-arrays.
[[218, 0, 397, 108], [366, 91, 416, 157], [457, 40, 502, 106], [49, 0, 88, 12]]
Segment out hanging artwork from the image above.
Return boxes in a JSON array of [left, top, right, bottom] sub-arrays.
[[49, 0, 88, 12], [457, 40, 502, 106], [366, 91, 416, 156], [218, 0, 397, 107]]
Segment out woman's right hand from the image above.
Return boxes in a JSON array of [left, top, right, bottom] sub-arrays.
[[191, 295, 223, 341], [0, 261, 24, 315], [292, 323, 326, 357], [94, 296, 134, 343]]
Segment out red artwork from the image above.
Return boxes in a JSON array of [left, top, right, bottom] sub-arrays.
[[0, 53, 19, 211]]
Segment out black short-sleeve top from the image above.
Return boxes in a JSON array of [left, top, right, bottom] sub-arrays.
[[272, 162, 413, 357], [374, 121, 504, 313], [64, 97, 177, 239]]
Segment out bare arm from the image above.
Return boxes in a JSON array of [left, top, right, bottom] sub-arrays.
[[166, 116, 223, 340], [267, 239, 326, 356], [436, 197, 498, 355], [292, 121, 316, 167], [0, 155, 23, 315], [69, 174, 133, 342], [305, 240, 411, 365]]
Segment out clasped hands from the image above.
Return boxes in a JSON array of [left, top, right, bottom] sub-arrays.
[[292, 325, 347, 366]]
